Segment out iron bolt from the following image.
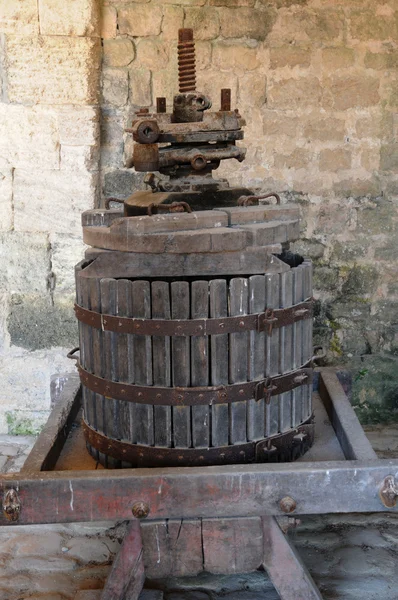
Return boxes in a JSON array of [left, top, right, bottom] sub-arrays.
[[132, 502, 150, 519], [2, 489, 21, 522], [279, 496, 297, 514], [380, 475, 398, 508]]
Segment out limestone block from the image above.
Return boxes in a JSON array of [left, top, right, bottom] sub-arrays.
[[319, 149, 352, 172], [8, 293, 78, 350], [270, 9, 344, 44], [195, 41, 212, 70], [239, 72, 266, 106], [0, 169, 13, 231], [303, 115, 346, 142], [213, 43, 259, 71], [118, 5, 162, 37], [0, 292, 9, 351], [0, 0, 38, 34], [102, 68, 129, 107], [219, 7, 276, 40], [323, 76, 380, 110], [270, 45, 311, 69], [152, 0, 205, 4], [136, 39, 170, 70], [350, 10, 398, 41], [129, 68, 152, 107], [263, 111, 300, 137], [364, 50, 398, 70], [321, 47, 355, 71], [49, 234, 86, 294], [196, 70, 238, 107], [101, 5, 117, 39], [274, 148, 311, 170], [360, 147, 380, 171], [0, 232, 50, 295], [39, 0, 100, 36], [13, 169, 97, 235], [184, 8, 220, 40], [0, 104, 60, 170], [57, 106, 100, 147], [161, 6, 184, 40], [267, 77, 322, 109], [103, 39, 136, 68], [60, 145, 99, 172], [210, 0, 255, 5], [5, 36, 101, 105], [152, 60, 178, 106]]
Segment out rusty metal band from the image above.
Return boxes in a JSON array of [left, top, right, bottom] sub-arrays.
[[83, 418, 315, 468], [74, 299, 313, 337], [77, 364, 313, 406]]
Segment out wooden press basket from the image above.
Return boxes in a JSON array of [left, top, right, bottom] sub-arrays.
[[75, 253, 314, 468]]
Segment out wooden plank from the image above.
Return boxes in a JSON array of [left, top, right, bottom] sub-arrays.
[[302, 260, 313, 421], [292, 265, 304, 426], [132, 281, 154, 446], [320, 370, 377, 461], [152, 281, 172, 448], [262, 516, 323, 600], [191, 280, 210, 448], [101, 520, 145, 600], [171, 281, 191, 448], [247, 275, 266, 441], [88, 277, 102, 463], [141, 519, 203, 578], [265, 273, 280, 437], [229, 277, 249, 445], [279, 271, 293, 433], [81, 248, 289, 280], [3, 458, 398, 524], [209, 279, 229, 447], [203, 517, 263, 574], [22, 376, 81, 473], [116, 280, 134, 466], [100, 279, 121, 469]]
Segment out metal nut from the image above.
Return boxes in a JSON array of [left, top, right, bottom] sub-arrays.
[[3, 489, 21, 522], [132, 501, 150, 519], [279, 496, 297, 514], [380, 475, 398, 508]]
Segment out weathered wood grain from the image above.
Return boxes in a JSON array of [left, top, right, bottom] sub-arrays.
[[191, 280, 210, 448], [265, 273, 280, 437], [210, 279, 229, 447], [247, 275, 266, 441]]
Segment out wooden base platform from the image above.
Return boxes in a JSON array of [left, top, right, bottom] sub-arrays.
[[1, 368, 396, 600]]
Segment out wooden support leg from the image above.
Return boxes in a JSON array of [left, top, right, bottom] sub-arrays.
[[101, 520, 145, 600], [262, 516, 323, 600]]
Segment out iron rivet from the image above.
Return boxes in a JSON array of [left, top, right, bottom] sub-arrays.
[[138, 392, 143, 397], [118, 322, 122, 327], [219, 323, 225, 328], [3, 489, 21, 522], [239, 321, 245, 327], [239, 389, 244, 395], [156, 394, 161, 399], [121, 389, 126, 394], [178, 395, 183, 400], [132, 502, 150, 519], [280, 496, 297, 514], [103, 319, 107, 325], [156, 325, 160, 330], [199, 394, 204, 398], [177, 326, 182, 330]]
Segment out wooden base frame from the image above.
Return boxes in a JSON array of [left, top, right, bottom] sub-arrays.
[[1, 368, 395, 600]]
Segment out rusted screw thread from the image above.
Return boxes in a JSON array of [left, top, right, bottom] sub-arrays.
[[178, 28, 196, 93]]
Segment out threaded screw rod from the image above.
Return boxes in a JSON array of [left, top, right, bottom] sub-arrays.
[[177, 28, 196, 93]]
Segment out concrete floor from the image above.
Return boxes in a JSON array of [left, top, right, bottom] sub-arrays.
[[0, 427, 397, 600]]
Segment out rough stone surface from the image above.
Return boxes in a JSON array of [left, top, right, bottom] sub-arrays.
[[0, 0, 39, 34], [5, 36, 101, 105], [39, 0, 100, 37]]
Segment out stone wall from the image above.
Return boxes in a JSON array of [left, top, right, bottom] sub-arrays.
[[0, 0, 397, 431], [100, 0, 398, 419], [0, 0, 101, 432]]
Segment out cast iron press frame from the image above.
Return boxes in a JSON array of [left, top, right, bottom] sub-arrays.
[[0, 369, 397, 600]]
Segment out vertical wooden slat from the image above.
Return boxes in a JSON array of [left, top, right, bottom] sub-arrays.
[[209, 279, 229, 447], [191, 280, 210, 448], [279, 270, 293, 433], [292, 265, 304, 426], [171, 281, 191, 448], [116, 279, 134, 466], [302, 260, 313, 421], [265, 273, 280, 436], [229, 277, 248, 444], [152, 281, 172, 448], [247, 275, 266, 441], [132, 280, 154, 446], [100, 278, 121, 468], [88, 277, 103, 463]]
